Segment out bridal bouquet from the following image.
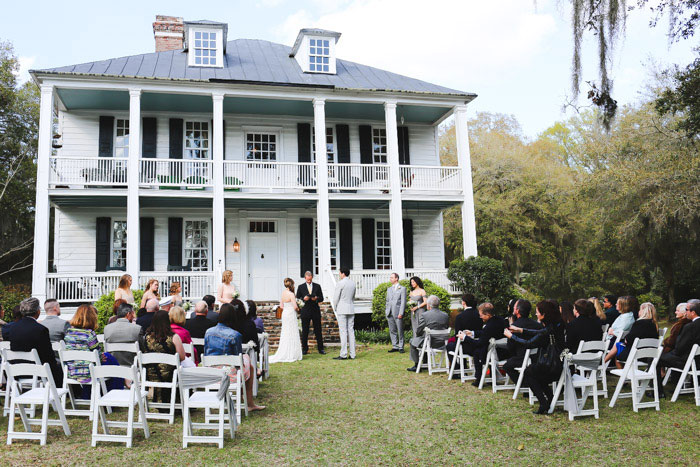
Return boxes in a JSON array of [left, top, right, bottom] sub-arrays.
[[233, 291, 240, 299], [407, 299, 417, 308], [296, 299, 305, 309], [182, 301, 192, 312]]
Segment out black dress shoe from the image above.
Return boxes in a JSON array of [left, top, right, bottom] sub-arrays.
[[399, 349, 405, 353], [302, 351, 308, 355], [471, 380, 479, 387], [533, 404, 550, 415], [333, 356, 347, 360], [388, 348, 399, 353], [407, 366, 417, 372], [318, 349, 326, 355]]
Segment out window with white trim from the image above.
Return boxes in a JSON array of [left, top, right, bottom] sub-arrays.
[[111, 220, 127, 268], [372, 128, 387, 164], [309, 38, 330, 72], [193, 30, 219, 66], [314, 220, 338, 275], [245, 132, 277, 161], [184, 220, 210, 271], [184, 121, 210, 160], [376, 221, 391, 270], [312, 127, 335, 163], [114, 119, 129, 158]]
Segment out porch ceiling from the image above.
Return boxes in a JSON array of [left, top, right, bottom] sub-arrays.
[[139, 196, 213, 208], [402, 199, 462, 210], [50, 194, 127, 207], [224, 197, 317, 209], [56, 88, 451, 123]]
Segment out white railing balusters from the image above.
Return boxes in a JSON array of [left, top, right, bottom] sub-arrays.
[[400, 166, 462, 192], [327, 163, 390, 191], [49, 156, 128, 187], [331, 268, 458, 299], [137, 272, 216, 301], [223, 161, 316, 190], [140, 159, 213, 188], [46, 273, 124, 302]]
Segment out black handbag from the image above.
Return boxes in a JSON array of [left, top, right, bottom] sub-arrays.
[[534, 331, 562, 380]]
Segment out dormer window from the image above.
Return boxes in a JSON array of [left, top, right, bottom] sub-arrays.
[[290, 28, 341, 74], [193, 31, 218, 66], [309, 38, 330, 72], [184, 20, 227, 68]]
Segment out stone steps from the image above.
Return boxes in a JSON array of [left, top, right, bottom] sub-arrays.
[[256, 302, 340, 348]]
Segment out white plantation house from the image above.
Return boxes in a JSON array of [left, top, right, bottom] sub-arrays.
[[29, 15, 477, 312]]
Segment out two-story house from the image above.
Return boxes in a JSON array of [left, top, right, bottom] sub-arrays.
[[29, 15, 477, 312]]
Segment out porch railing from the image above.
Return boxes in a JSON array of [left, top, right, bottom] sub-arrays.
[[46, 272, 124, 302], [406, 269, 460, 294], [223, 161, 316, 190], [331, 268, 458, 299], [138, 272, 216, 301], [327, 163, 390, 191], [400, 166, 462, 192], [49, 156, 128, 187], [140, 159, 213, 189]]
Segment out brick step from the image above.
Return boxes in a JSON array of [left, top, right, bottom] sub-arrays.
[[255, 301, 340, 348]]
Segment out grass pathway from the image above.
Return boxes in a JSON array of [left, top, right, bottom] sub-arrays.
[[1, 344, 698, 465]]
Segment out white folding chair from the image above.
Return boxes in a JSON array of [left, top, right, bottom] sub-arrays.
[[191, 337, 205, 347], [658, 327, 667, 340], [201, 354, 247, 424], [478, 338, 510, 392], [4, 359, 71, 445], [58, 347, 107, 419], [96, 334, 105, 344], [104, 341, 140, 368], [447, 335, 476, 382], [179, 367, 236, 448], [609, 339, 663, 411], [51, 341, 63, 352], [601, 324, 610, 335], [577, 340, 609, 398], [664, 343, 700, 405], [0, 341, 12, 409], [511, 348, 537, 400], [548, 345, 603, 418], [259, 333, 270, 380], [183, 343, 194, 359], [138, 352, 180, 424], [416, 328, 451, 375], [2, 348, 41, 418], [242, 342, 258, 396], [90, 363, 150, 447]]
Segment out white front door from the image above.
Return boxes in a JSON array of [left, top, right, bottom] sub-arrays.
[[247, 229, 279, 301]]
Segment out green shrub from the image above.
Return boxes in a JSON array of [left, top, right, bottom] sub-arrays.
[[355, 328, 413, 344], [0, 283, 32, 321], [371, 279, 451, 329], [447, 256, 514, 314], [94, 289, 144, 332], [638, 292, 668, 318]]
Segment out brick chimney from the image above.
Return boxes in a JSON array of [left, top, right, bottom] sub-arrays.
[[153, 15, 184, 52]]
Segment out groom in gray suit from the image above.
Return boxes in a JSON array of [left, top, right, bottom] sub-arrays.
[[385, 273, 406, 353], [333, 268, 357, 360]]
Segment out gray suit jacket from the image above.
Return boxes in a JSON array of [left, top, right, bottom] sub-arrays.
[[410, 306, 449, 349], [385, 284, 406, 318], [40, 315, 70, 343], [333, 277, 356, 315], [104, 318, 141, 366]]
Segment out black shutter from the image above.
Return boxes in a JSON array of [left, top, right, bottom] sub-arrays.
[[96, 217, 111, 272], [339, 218, 353, 270], [359, 125, 372, 164], [297, 123, 311, 162], [223, 120, 226, 157], [361, 218, 375, 269], [398, 126, 410, 165], [142, 117, 157, 158], [336, 124, 350, 163], [98, 116, 114, 157], [140, 217, 155, 271], [168, 217, 183, 268], [300, 218, 314, 277], [403, 218, 414, 269], [169, 119, 183, 159]]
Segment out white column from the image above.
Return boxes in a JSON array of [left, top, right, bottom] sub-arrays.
[[454, 105, 478, 257], [313, 98, 332, 293], [31, 84, 54, 302], [385, 100, 405, 276], [126, 89, 142, 282], [212, 92, 226, 279]]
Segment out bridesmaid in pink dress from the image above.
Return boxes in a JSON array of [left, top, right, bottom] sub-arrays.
[[217, 270, 238, 304]]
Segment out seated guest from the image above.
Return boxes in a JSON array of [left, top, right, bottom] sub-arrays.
[[657, 299, 700, 398], [605, 302, 658, 367], [205, 303, 265, 411], [457, 302, 505, 386], [662, 302, 691, 354], [606, 296, 635, 343], [246, 300, 264, 334], [603, 295, 619, 326], [407, 295, 449, 372], [503, 299, 541, 388], [505, 300, 566, 414], [141, 309, 185, 403], [64, 304, 122, 396], [560, 301, 575, 325], [107, 299, 127, 325], [8, 298, 64, 386], [566, 299, 603, 352], [446, 294, 481, 369], [629, 295, 640, 321], [589, 297, 607, 323], [136, 298, 160, 331], [40, 298, 70, 342], [104, 302, 141, 366], [185, 300, 215, 356], [169, 305, 197, 364], [231, 299, 259, 348], [203, 294, 218, 322]]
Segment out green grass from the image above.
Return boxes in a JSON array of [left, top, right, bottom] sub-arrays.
[[1, 345, 698, 465]]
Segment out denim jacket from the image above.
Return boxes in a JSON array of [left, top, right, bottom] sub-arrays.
[[204, 324, 242, 356]]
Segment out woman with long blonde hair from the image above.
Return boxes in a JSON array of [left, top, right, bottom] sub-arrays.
[[140, 279, 160, 309], [605, 302, 659, 367], [216, 270, 238, 304], [115, 274, 135, 305], [589, 297, 607, 322]]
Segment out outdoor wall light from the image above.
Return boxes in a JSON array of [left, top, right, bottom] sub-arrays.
[[233, 238, 240, 252]]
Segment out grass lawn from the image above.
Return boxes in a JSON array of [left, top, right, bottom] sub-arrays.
[[1, 344, 697, 465]]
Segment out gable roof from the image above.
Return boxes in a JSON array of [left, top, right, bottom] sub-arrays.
[[32, 39, 476, 99]]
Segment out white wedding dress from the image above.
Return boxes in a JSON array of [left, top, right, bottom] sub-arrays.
[[269, 301, 303, 363]]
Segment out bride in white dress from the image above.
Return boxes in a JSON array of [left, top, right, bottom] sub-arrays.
[[269, 278, 303, 363]]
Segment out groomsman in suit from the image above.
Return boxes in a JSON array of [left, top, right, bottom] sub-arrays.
[[296, 271, 326, 355], [333, 268, 357, 360], [385, 273, 406, 353], [459, 302, 507, 386]]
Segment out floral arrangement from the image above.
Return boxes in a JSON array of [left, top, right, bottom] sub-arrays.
[[233, 291, 240, 299], [407, 299, 417, 308], [183, 301, 192, 312], [296, 299, 305, 309]]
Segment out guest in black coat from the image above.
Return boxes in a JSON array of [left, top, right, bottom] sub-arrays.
[[603, 294, 620, 326], [505, 300, 566, 414], [503, 299, 541, 388], [566, 299, 604, 352], [657, 299, 700, 397], [203, 294, 218, 323], [460, 303, 507, 386], [185, 300, 215, 356], [446, 294, 481, 367], [230, 299, 259, 348], [7, 298, 64, 386], [605, 302, 659, 368]]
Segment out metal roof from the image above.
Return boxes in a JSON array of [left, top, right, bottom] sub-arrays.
[[32, 39, 476, 99]]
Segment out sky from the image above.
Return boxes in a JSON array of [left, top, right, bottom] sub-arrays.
[[2, 0, 698, 137]]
